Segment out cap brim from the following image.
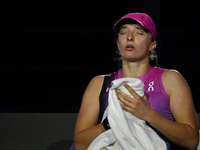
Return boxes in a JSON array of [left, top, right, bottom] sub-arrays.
[[113, 18, 140, 33]]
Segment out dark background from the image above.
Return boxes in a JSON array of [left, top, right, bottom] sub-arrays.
[[1, 0, 200, 113]]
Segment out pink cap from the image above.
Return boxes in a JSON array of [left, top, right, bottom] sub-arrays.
[[113, 13, 156, 40]]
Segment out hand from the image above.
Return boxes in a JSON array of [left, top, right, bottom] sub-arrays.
[[115, 83, 152, 121]]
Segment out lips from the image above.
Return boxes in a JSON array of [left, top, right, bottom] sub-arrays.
[[125, 45, 135, 50]]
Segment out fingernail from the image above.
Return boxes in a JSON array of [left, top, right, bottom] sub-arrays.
[[115, 89, 119, 93], [123, 83, 127, 86]]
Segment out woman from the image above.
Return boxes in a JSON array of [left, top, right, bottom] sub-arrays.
[[72, 13, 199, 150]]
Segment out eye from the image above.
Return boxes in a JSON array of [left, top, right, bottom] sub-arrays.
[[137, 31, 144, 35], [119, 31, 126, 35], [119, 32, 126, 35], [119, 28, 128, 35]]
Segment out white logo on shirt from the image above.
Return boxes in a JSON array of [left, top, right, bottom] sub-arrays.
[[106, 87, 110, 92], [148, 81, 154, 91]]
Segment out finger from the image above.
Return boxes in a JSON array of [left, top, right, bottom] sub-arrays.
[[116, 93, 134, 108], [115, 89, 133, 102], [120, 103, 135, 114], [116, 93, 129, 104], [123, 83, 140, 99]]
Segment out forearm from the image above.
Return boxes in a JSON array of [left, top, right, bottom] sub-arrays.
[[74, 123, 105, 150], [146, 110, 199, 150]]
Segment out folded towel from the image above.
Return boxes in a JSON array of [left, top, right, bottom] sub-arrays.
[[87, 78, 167, 150]]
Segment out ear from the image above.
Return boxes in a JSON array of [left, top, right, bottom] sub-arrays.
[[117, 41, 119, 47], [149, 41, 157, 52]]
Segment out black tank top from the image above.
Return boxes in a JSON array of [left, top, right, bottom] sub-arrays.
[[98, 72, 117, 124]]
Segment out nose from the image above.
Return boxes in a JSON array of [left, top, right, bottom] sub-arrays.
[[127, 32, 134, 41]]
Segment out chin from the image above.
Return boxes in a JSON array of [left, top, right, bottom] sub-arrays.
[[123, 57, 137, 62]]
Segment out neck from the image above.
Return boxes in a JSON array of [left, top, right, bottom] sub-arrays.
[[121, 60, 151, 78]]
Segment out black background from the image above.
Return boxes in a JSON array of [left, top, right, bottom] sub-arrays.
[[1, 0, 200, 112]]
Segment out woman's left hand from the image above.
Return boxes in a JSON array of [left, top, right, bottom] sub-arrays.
[[115, 83, 153, 121]]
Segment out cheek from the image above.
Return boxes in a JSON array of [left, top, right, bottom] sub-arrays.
[[117, 40, 123, 50], [137, 38, 152, 50], [117, 42, 123, 56]]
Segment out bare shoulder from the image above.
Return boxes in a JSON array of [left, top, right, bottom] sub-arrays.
[[79, 75, 105, 112], [162, 69, 196, 123], [161, 69, 194, 112], [162, 69, 189, 95], [81, 75, 105, 105], [90, 75, 105, 86], [86, 75, 105, 95], [162, 69, 184, 81]]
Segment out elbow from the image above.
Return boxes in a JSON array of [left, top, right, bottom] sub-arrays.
[[74, 141, 83, 150], [187, 135, 199, 150], [176, 131, 199, 150], [74, 143, 88, 150], [191, 137, 199, 150], [74, 138, 88, 150], [74, 142, 82, 150]]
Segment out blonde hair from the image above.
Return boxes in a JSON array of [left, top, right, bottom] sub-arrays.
[[150, 49, 158, 67]]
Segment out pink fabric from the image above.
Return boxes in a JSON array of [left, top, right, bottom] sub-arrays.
[[113, 13, 156, 40], [115, 67, 174, 121]]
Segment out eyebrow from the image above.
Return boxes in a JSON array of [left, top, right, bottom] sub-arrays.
[[135, 26, 143, 30], [119, 25, 128, 30]]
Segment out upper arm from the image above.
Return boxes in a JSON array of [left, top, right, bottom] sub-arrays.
[[162, 70, 198, 131], [74, 75, 105, 136]]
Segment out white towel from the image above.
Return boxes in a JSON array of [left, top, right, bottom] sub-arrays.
[[87, 78, 167, 150]]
